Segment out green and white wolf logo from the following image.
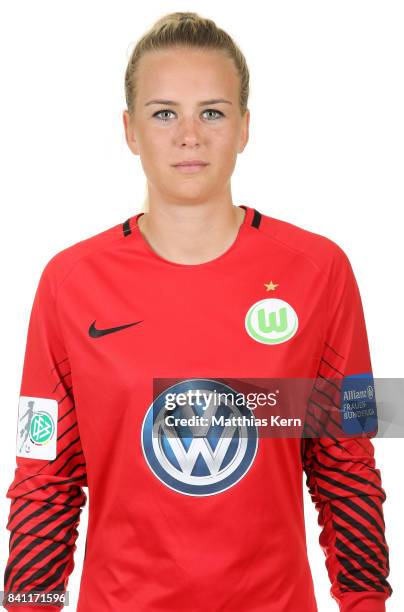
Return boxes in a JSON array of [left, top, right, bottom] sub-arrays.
[[245, 298, 298, 345]]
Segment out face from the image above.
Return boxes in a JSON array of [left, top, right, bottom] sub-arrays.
[[123, 46, 249, 203]]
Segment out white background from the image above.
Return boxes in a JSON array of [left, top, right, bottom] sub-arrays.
[[1, 1, 402, 610]]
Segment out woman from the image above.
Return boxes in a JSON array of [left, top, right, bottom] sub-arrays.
[[3, 12, 392, 612]]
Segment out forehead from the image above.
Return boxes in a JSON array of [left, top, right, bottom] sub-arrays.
[[136, 47, 239, 100]]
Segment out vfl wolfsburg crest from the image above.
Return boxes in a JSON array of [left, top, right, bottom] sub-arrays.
[[245, 298, 298, 345], [141, 379, 258, 496]]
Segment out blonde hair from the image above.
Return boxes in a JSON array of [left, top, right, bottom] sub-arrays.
[[124, 12, 250, 212]]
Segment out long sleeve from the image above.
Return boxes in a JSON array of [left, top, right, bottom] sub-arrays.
[[302, 245, 392, 611], [3, 260, 88, 611]]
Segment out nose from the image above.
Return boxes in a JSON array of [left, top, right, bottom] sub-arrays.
[[176, 116, 201, 147]]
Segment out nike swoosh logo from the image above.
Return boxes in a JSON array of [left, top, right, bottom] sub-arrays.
[[89, 319, 143, 338]]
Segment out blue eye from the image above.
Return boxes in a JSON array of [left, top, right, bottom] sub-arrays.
[[202, 109, 224, 120], [152, 109, 224, 122], [153, 110, 176, 122]]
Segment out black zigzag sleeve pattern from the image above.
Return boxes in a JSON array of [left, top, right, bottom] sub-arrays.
[[302, 245, 392, 612], [3, 262, 87, 611]]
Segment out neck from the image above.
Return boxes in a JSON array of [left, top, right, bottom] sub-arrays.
[[137, 201, 246, 266]]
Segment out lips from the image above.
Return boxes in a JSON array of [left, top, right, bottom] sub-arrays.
[[173, 160, 209, 167]]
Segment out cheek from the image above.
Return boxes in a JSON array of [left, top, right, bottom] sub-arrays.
[[137, 121, 167, 149], [143, 130, 166, 152], [209, 125, 240, 152], [210, 128, 238, 157], [139, 133, 168, 171]]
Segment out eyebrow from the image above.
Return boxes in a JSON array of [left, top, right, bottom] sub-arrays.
[[144, 98, 233, 107]]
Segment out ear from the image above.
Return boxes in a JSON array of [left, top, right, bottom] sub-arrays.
[[122, 109, 140, 155], [238, 108, 250, 154]]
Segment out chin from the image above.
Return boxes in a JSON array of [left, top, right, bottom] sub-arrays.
[[169, 182, 213, 199]]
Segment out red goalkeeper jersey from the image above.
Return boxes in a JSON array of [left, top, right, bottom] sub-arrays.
[[3, 205, 392, 611]]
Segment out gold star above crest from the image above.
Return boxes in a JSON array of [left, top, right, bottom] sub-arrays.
[[264, 280, 279, 291]]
